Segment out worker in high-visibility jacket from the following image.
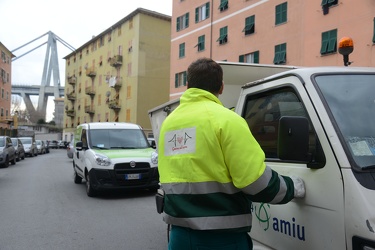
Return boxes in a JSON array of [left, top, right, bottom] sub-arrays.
[[158, 58, 305, 250]]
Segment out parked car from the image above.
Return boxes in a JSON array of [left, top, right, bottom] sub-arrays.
[[58, 140, 67, 149], [49, 140, 58, 149], [35, 140, 46, 154], [19, 137, 38, 157], [0, 136, 17, 167], [66, 140, 74, 159], [11, 138, 26, 161]]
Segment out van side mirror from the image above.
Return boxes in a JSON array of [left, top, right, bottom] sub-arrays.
[[278, 116, 309, 162], [76, 141, 83, 151]]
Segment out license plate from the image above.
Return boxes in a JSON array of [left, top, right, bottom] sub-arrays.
[[125, 173, 141, 180]]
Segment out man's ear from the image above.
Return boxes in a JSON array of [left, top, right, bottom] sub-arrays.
[[218, 82, 224, 95]]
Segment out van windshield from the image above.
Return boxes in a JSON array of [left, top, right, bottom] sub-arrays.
[[88, 129, 149, 149], [315, 73, 375, 170], [20, 138, 31, 145]]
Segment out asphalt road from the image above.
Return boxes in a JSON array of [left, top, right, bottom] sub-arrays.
[[0, 149, 168, 250]]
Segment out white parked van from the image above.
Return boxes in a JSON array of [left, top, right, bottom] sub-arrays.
[[73, 122, 159, 197]]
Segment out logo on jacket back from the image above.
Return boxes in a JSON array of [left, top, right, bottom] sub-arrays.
[[164, 127, 196, 156]]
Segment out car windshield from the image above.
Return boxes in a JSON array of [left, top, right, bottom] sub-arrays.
[[20, 138, 31, 144], [11, 139, 17, 146], [0, 139, 5, 147], [315, 73, 375, 170], [88, 129, 149, 149]]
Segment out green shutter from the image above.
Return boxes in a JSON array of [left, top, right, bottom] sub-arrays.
[[195, 8, 199, 23], [176, 18, 180, 31], [185, 13, 189, 28], [175, 74, 178, 88], [373, 17, 375, 43], [206, 2, 210, 18], [320, 32, 329, 54], [183, 72, 187, 86], [321, 0, 328, 5], [239, 55, 244, 62], [327, 29, 337, 52], [254, 51, 259, 63]]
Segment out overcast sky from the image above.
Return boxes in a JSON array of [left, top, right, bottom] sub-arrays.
[[0, 0, 172, 121]]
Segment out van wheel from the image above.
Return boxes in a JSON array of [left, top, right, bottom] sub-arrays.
[[74, 170, 82, 184], [85, 174, 96, 197]]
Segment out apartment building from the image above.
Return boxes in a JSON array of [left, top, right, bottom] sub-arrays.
[[63, 8, 171, 140], [0, 42, 15, 129], [170, 0, 375, 99]]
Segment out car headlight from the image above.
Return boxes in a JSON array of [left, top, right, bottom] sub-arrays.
[[151, 151, 158, 165], [94, 153, 111, 166]]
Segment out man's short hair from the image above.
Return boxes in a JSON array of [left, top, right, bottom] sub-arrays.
[[187, 58, 223, 94]]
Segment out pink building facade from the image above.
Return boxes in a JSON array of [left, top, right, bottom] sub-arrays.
[[170, 0, 375, 99]]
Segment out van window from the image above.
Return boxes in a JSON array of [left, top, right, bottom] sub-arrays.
[[81, 129, 88, 148], [242, 87, 324, 165], [88, 129, 149, 149]]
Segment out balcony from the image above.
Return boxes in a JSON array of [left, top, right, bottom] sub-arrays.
[[109, 77, 122, 90], [85, 86, 95, 96], [108, 99, 121, 111], [85, 67, 96, 77], [84, 105, 95, 114], [66, 110, 75, 117], [110, 55, 123, 67], [66, 91, 76, 101], [67, 76, 77, 85]]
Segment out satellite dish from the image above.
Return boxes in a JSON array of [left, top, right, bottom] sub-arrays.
[[106, 91, 111, 97]]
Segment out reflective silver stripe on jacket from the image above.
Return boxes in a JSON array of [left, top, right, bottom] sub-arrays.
[[163, 213, 252, 230], [241, 165, 273, 195], [162, 181, 240, 195]]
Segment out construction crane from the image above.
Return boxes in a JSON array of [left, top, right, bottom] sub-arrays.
[[11, 31, 75, 123]]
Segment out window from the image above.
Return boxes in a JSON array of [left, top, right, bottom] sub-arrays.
[[195, 2, 210, 23], [127, 86, 131, 99], [175, 71, 187, 88], [217, 26, 228, 45], [320, 29, 337, 55], [219, 0, 228, 11], [321, 0, 338, 15], [196, 35, 205, 51], [243, 15, 255, 35], [242, 87, 324, 165], [239, 51, 259, 63], [176, 13, 189, 31], [274, 43, 286, 64], [179, 43, 185, 58], [275, 2, 287, 25], [373, 17, 375, 43], [126, 109, 131, 122]]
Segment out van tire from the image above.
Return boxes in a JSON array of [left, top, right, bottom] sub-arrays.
[[74, 170, 82, 184], [86, 174, 96, 197]]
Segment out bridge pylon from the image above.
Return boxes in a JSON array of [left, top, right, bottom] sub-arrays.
[[11, 31, 75, 123]]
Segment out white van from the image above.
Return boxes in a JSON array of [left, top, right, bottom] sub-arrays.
[[73, 122, 159, 197], [149, 63, 375, 250]]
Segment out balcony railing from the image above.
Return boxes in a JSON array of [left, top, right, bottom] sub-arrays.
[[109, 77, 122, 90], [110, 55, 123, 67], [67, 76, 77, 85], [85, 86, 96, 96], [66, 110, 75, 117], [85, 67, 96, 77], [66, 92, 76, 101], [108, 99, 121, 110], [84, 105, 95, 114]]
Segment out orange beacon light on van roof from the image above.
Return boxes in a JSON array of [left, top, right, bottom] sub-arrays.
[[338, 37, 354, 66]]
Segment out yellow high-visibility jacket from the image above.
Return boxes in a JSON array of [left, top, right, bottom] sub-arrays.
[[158, 88, 294, 232]]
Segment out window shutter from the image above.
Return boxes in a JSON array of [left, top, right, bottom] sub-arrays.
[[185, 13, 189, 28], [195, 8, 199, 23], [175, 74, 178, 88], [327, 30, 337, 52], [176, 18, 180, 31], [183, 72, 187, 86], [320, 32, 329, 54], [254, 51, 259, 63], [239, 55, 244, 62], [372, 17, 375, 43], [206, 2, 210, 17]]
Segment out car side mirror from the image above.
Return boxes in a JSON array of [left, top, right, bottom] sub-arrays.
[[75, 141, 83, 151]]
